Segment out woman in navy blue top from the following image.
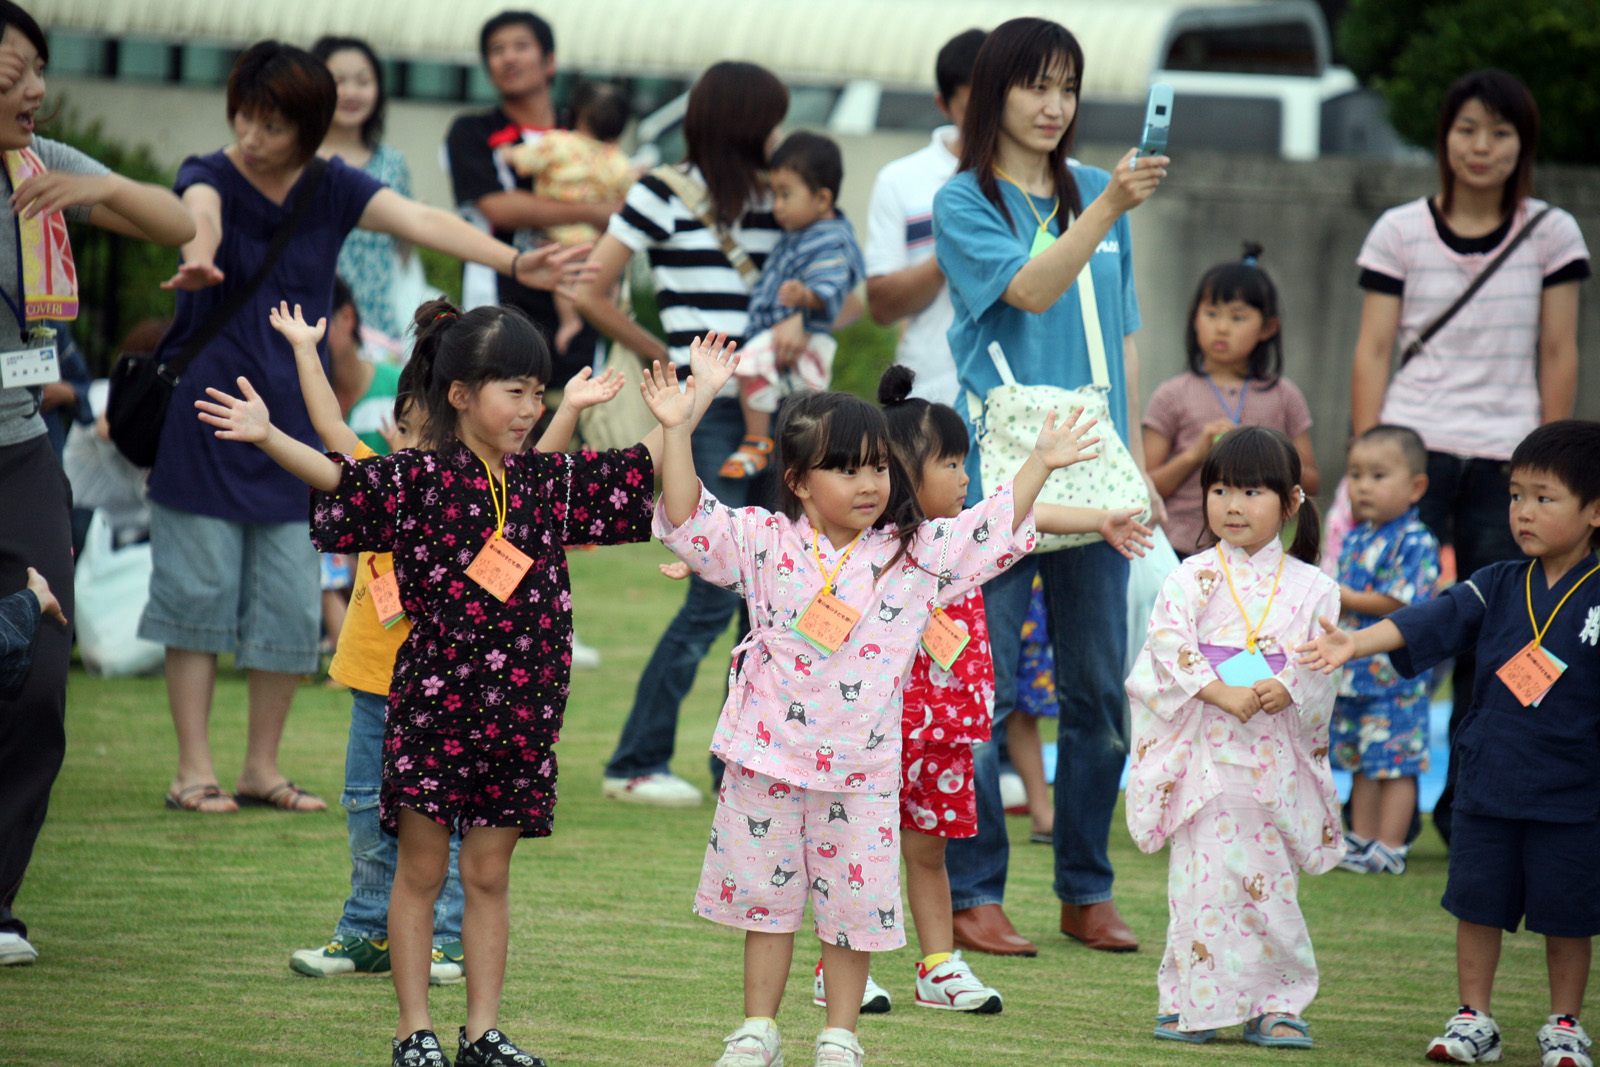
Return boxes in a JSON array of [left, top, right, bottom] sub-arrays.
[[141, 42, 582, 815], [930, 17, 1169, 956]]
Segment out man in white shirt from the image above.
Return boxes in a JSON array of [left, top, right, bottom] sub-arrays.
[[862, 29, 984, 406]]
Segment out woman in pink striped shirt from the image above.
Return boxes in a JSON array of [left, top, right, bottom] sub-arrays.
[[1347, 69, 1589, 843]]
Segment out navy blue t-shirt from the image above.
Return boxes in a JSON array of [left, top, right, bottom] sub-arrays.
[[148, 152, 383, 523], [1390, 555, 1600, 823]]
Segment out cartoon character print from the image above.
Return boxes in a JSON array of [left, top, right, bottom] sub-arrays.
[[770, 866, 797, 887], [777, 552, 795, 576], [785, 702, 808, 724], [835, 931, 851, 948], [1195, 569, 1220, 597], [865, 729, 886, 750], [747, 816, 771, 839], [844, 772, 866, 788], [972, 519, 990, 544], [746, 906, 769, 919], [1243, 873, 1269, 902], [847, 863, 865, 895], [859, 644, 881, 661], [1177, 645, 1207, 673], [755, 721, 772, 750], [1191, 940, 1216, 970], [815, 744, 835, 772], [876, 603, 904, 623], [827, 801, 849, 822], [767, 782, 792, 798], [690, 536, 710, 553], [719, 875, 737, 903], [811, 877, 830, 902], [794, 653, 813, 676], [817, 841, 838, 859], [838, 680, 862, 703], [878, 824, 894, 846], [877, 907, 896, 930]]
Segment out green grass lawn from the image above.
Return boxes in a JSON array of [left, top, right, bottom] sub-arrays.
[[1, 541, 1558, 1066]]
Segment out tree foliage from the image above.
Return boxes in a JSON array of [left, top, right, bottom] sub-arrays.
[[1340, 0, 1600, 164]]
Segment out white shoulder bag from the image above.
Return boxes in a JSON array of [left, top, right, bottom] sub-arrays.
[[966, 254, 1151, 551]]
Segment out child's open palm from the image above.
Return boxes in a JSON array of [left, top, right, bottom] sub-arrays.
[[687, 330, 740, 398], [640, 359, 696, 430], [268, 301, 326, 349], [196, 376, 273, 444], [1100, 508, 1154, 558], [561, 366, 625, 411], [1295, 617, 1354, 675], [1032, 407, 1100, 470]]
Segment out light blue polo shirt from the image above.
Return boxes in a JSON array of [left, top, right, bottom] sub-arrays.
[[933, 164, 1140, 502]]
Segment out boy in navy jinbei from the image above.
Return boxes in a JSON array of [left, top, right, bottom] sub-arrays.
[[1300, 420, 1600, 1067]]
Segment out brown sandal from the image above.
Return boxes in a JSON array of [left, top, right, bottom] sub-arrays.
[[164, 784, 237, 813], [235, 781, 326, 812]]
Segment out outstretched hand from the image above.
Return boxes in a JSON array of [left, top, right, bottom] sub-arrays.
[[521, 242, 601, 295], [659, 561, 692, 581], [561, 366, 625, 411], [687, 330, 740, 398], [1032, 407, 1100, 471], [640, 358, 696, 430], [1100, 507, 1154, 559], [269, 301, 327, 349], [1295, 616, 1353, 674], [162, 261, 225, 292], [195, 376, 272, 443]]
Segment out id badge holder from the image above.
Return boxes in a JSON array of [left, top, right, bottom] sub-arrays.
[[921, 607, 970, 671], [1216, 647, 1275, 687], [791, 590, 861, 655], [369, 569, 406, 628], [465, 534, 534, 603], [1029, 227, 1056, 259], [1496, 640, 1565, 707], [0, 326, 58, 389]]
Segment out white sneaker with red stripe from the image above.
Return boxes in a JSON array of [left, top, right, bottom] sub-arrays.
[[1427, 1007, 1502, 1063], [1539, 1015, 1592, 1067], [812, 959, 891, 1013], [914, 951, 1003, 1014]]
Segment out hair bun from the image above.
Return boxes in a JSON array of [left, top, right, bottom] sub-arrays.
[[877, 364, 916, 405], [1240, 241, 1264, 266]]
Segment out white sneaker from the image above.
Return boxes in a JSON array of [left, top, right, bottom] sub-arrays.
[[812, 959, 890, 1013], [1538, 1015, 1593, 1067], [998, 771, 1027, 813], [1427, 1007, 1503, 1063], [1337, 835, 1374, 873], [601, 773, 703, 806], [716, 1019, 783, 1067], [914, 951, 1002, 1013], [570, 634, 602, 670], [814, 1028, 863, 1067], [0, 931, 36, 966]]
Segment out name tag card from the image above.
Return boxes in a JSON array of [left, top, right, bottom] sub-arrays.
[[921, 607, 971, 671], [1497, 640, 1566, 707], [466, 535, 534, 603], [0, 342, 58, 388], [791, 590, 861, 655], [1029, 228, 1056, 258], [1216, 648, 1275, 687], [368, 569, 406, 628]]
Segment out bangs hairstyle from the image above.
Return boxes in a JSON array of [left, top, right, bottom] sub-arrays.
[[1438, 69, 1539, 218], [227, 42, 337, 162], [1198, 425, 1321, 565], [1185, 241, 1282, 384], [683, 62, 789, 227], [769, 131, 843, 200], [1510, 419, 1600, 550], [957, 17, 1085, 230], [878, 365, 969, 482], [310, 36, 387, 149], [408, 297, 551, 451], [0, 1, 47, 62], [775, 391, 923, 570]]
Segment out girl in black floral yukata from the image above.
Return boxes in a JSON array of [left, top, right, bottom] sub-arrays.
[[196, 297, 739, 1067]]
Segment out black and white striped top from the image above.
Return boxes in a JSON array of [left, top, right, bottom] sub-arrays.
[[607, 164, 782, 363]]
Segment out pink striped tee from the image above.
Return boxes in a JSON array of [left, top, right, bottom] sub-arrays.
[[1357, 197, 1588, 460]]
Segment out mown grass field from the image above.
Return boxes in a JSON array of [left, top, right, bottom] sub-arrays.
[[0, 541, 1558, 1066]]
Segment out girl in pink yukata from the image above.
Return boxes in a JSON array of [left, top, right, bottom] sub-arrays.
[[643, 369, 1095, 1067], [195, 300, 739, 1067], [1126, 425, 1345, 1050]]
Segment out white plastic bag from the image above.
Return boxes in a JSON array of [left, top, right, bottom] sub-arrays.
[[1125, 526, 1181, 676], [75, 510, 165, 677]]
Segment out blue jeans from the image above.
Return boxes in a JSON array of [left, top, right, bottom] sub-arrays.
[[946, 542, 1130, 909], [605, 397, 757, 782], [336, 688, 463, 945]]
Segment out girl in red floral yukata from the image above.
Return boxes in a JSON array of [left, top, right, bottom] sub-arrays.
[[194, 298, 738, 1067], [810, 366, 1153, 1020]]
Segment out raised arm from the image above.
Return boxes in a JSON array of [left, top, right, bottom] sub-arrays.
[[194, 376, 343, 492], [10, 170, 194, 247], [635, 332, 740, 470], [640, 356, 700, 528], [534, 366, 624, 452], [268, 302, 360, 454], [161, 184, 226, 291], [1035, 504, 1152, 558]]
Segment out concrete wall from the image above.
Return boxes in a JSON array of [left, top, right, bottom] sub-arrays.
[[56, 77, 1600, 492]]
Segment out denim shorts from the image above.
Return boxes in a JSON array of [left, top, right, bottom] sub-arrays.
[[138, 502, 320, 674]]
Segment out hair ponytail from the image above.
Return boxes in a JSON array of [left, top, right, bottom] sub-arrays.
[[877, 365, 970, 492], [1288, 491, 1321, 567], [1198, 425, 1320, 565]]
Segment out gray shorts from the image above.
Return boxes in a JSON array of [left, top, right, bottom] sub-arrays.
[[138, 502, 320, 674]]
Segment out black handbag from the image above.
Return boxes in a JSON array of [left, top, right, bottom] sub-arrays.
[[107, 158, 328, 467]]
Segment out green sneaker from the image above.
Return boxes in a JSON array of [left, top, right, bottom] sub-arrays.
[[429, 940, 465, 985], [290, 935, 391, 977]]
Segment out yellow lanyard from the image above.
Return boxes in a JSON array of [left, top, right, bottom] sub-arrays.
[[813, 529, 864, 596], [1219, 548, 1285, 653], [993, 166, 1059, 235], [480, 457, 508, 538], [1525, 556, 1600, 647]]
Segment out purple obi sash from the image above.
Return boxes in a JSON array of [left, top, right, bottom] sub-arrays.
[[1200, 643, 1286, 675]]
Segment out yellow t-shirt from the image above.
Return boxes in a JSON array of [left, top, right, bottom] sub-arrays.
[[327, 443, 411, 695]]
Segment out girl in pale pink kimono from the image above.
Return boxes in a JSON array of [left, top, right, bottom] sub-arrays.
[[1126, 426, 1345, 1049]]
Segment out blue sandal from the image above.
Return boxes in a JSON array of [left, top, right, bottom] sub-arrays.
[[1154, 1013, 1217, 1044], [1243, 1014, 1313, 1049]]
